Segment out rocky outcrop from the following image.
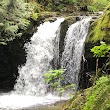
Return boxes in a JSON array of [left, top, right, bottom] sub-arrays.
[[59, 16, 77, 57], [86, 6, 110, 44], [0, 33, 32, 92]]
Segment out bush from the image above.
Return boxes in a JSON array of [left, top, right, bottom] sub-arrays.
[[88, 6, 97, 12], [0, 0, 33, 43], [43, 69, 75, 96]]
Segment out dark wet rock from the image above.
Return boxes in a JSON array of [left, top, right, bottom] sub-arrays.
[[0, 33, 32, 91]]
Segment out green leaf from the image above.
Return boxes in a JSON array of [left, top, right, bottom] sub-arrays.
[[91, 41, 110, 58], [0, 42, 7, 45]]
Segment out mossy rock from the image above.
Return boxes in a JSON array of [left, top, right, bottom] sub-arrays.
[[63, 88, 91, 110], [59, 16, 78, 56], [63, 76, 110, 110], [86, 4, 110, 44]]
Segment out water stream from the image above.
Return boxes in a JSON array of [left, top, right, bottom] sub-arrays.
[[61, 17, 91, 90], [14, 18, 64, 96], [0, 18, 65, 110], [0, 17, 91, 110]]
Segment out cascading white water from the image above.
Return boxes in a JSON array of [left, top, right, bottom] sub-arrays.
[[0, 17, 91, 110], [0, 18, 65, 110], [61, 17, 91, 89], [14, 18, 64, 96], [52, 25, 61, 69]]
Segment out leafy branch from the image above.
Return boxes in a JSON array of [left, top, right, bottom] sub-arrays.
[[43, 69, 75, 97], [90, 41, 110, 80]]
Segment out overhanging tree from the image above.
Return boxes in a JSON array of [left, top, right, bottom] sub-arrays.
[[0, 0, 32, 44]]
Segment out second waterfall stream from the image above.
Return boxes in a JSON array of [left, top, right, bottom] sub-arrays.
[[61, 17, 91, 90], [0, 17, 91, 109]]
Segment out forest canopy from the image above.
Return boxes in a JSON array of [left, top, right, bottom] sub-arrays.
[[0, 0, 110, 44]]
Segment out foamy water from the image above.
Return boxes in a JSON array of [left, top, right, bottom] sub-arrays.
[[0, 17, 91, 110], [0, 18, 65, 110], [0, 93, 66, 110]]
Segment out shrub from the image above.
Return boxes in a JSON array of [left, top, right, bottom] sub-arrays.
[[43, 69, 75, 96]]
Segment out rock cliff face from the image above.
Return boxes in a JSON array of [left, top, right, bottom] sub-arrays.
[[0, 33, 32, 92]]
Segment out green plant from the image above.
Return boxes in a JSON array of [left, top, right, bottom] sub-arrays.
[[92, 0, 110, 11], [88, 6, 97, 12], [43, 69, 75, 97], [0, 0, 31, 43], [64, 76, 110, 110], [84, 76, 110, 110], [69, 0, 78, 3], [43, 69, 64, 90], [91, 41, 110, 58], [31, 13, 38, 21], [90, 41, 110, 79]]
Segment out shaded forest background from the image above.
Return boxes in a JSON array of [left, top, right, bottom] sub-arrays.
[[0, 0, 110, 44]]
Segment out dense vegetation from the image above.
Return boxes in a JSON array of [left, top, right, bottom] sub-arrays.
[[63, 76, 110, 110], [86, 3, 110, 43], [0, 0, 110, 44], [0, 0, 31, 44], [0, 0, 110, 110]]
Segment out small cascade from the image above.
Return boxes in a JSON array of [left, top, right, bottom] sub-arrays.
[[61, 17, 91, 90], [14, 18, 64, 96]]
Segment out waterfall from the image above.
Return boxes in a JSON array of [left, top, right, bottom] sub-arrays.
[[61, 17, 91, 90], [14, 18, 64, 96], [0, 17, 91, 110]]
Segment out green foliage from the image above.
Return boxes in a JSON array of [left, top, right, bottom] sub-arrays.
[[64, 76, 110, 110], [84, 76, 110, 110], [0, 0, 33, 43], [91, 41, 110, 58], [96, 76, 109, 84], [64, 0, 78, 4], [31, 13, 38, 21], [78, 0, 94, 5], [87, 5, 97, 12], [86, 3, 110, 43], [86, 0, 110, 11], [92, 0, 110, 11], [44, 69, 64, 89], [65, 84, 75, 89], [90, 42, 110, 81], [44, 69, 64, 83], [44, 69, 75, 96]]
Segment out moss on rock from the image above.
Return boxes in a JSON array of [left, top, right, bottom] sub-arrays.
[[63, 76, 110, 110], [86, 4, 110, 44]]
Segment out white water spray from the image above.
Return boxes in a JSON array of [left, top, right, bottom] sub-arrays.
[[0, 17, 91, 109], [0, 18, 65, 110], [61, 17, 91, 89], [14, 18, 64, 96]]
